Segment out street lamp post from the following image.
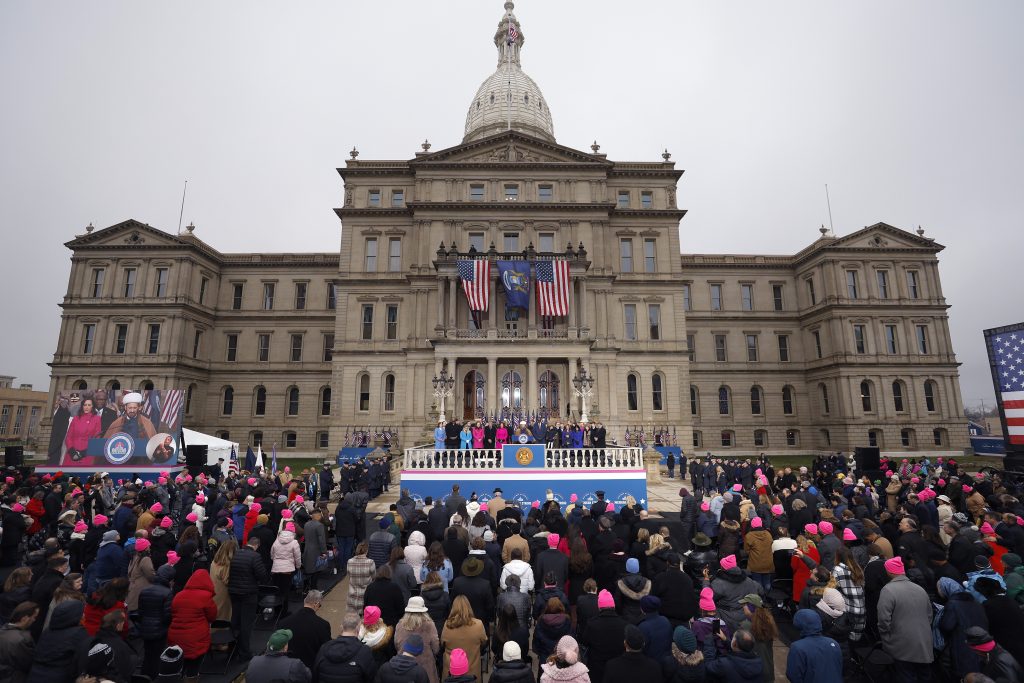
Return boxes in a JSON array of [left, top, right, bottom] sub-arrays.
[[432, 368, 456, 423], [571, 368, 595, 424]]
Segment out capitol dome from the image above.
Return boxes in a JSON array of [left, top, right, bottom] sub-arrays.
[[463, 3, 555, 143]]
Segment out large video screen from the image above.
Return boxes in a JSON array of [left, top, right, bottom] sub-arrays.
[[47, 388, 185, 469]]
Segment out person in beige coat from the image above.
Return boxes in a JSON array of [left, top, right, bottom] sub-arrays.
[[126, 539, 156, 611], [440, 595, 487, 681], [209, 538, 236, 622], [395, 596, 441, 683], [502, 533, 530, 565]]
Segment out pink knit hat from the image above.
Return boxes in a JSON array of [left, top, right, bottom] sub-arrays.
[[251, 503, 262, 513], [74, 521, 88, 533], [720, 554, 737, 571], [196, 495, 206, 504], [186, 512, 198, 522], [732, 484, 743, 492], [937, 479, 946, 487], [532, 500, 540, 509], [284, 466, 290, 473], [11, 503, 23, 513], [247, 478, 257, 486], [570, 494, 578, 503], [884, 556, 905, 575], [281, 509, 293, 519], [160, 516, 173, 528], [911, 477, 920, 484], [699, 587, 716, 611], [771, 504, 784, 515], [607, 503, 615, 512], [700, 502, 710, 511], [166, 551, 180, 565], [555, 636, 580, 665], [750, 517, 763, 529], [819, 521, 834, 535], [4, 476, 13, 484], [597, 589, 615, 609], [548, 534, 560, 548], [980, 522, 995, 535], [843, 527, 857, 541], [449, 648, 469, 676], [1017, 516, 1024, 527], [804, 523, 818, 535], [94, 514, 108, 525], [158, 477, 167, 485], [294, 496, 304, 504], [135, 538, 151, 552], [285, 522, 296, 532], [480, 503, 488, 511], [963, 485, 972, 492], [363, 605, 381, 626], [149, 503, 162, 513]]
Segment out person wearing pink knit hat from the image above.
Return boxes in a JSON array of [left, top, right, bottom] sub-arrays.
[[597, 589, 615, 610], [159, 516, 173, 529], [699, 586, 716, 613], [843, 527, 858, 542], [447, 647, 470, 679], [876, 553, 934, 674], [804, 523, 818, 536]]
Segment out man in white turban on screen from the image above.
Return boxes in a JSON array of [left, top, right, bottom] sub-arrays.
[[103, 391, 157, 440]]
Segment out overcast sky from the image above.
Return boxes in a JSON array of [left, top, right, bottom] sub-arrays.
[[1, 1, 1021, 412]]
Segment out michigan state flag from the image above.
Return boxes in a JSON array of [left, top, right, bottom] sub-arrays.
[[498, 260, 530, 313]]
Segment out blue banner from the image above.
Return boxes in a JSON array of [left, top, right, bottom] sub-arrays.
[[498, 260, 530, 312], [337, 447, 377, 464], [654, 446, 682, 465], [502, 443, 546, 468]]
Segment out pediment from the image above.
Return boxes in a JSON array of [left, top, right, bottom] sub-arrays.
[[830, 222, 944, 251], [412, 131, 611, 166], [65, 219, 191, 250]]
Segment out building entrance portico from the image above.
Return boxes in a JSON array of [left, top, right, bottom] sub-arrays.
[[452, 357, 577, 422]]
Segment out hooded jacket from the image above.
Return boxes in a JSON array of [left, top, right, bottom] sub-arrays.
[[538, 660, 591, 682], [785, 609, 843, 683], [271, 529, 303, 574], [404, 531, 429, 580], [168, 569, 217, 659], [28, 600, 90, 683], [375, 653, 429, 683], [532, 612, 572, 665], [877, 575, 934, 664], [615, 573, 652, 625], [579, 609, 627, 683], [312, 635, 378, 683], [0, 622, 34, 683], [245, 650, 312, 683], [711, 567, 763, 631], [742, 529, 775, 574], [136, 568, 174, 641]]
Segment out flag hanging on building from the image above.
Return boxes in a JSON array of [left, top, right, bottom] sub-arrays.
[[535, 259, 570, 316], [507, 21, 518, 44], [985, 322, 1024, 445], [458, 259, 490, 312], [498, 260, 530, 312], [228, 445, 239, 476]]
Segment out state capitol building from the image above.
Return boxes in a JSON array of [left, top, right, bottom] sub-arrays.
[[43, 3, 969, 458]]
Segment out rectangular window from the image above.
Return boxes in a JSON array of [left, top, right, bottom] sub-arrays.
[[503, 233, 519, 252], [323, 334, 334, 362], [687, 333, 695, 362], [640, 191, 653, 209], [257, 333, 270, 362], [290, 334, 303, 362], [263, 283, 275, 310], [82, 324, 96, 354], [806, 278, 816, 305], [114, 324, 128, 354], [368, 189, 381, 206], [365, 238, 378, 271], [155, 268, 168, 297], [469, 233, 485, 252], [846, 270, 859, 299], [778, 334, 790, 362], [388, 238, 402, 272], [714, 334, 727, 362], [327, 282, 336, 309], [876, 270, 890, 299], [907, 270, 921, 298], [538, 233, 554, 253], [710, 284, 722, 311], [192, 330, 202, 359], [361, 305, 374, 340], [813, 330, 823, 359], [91, 268, 105, 297], [504, 184, 519, 200], [917, 325, 929, 354], [0, 406, 8, 434], [754, 431, 766, 447], [285, 432, 297, 448], [232, 283, 243, 310], [623, 304, 637, 341], [644, 239, 656, 273], [617, 190, 630, 208], [682, 284, 691, 311], [741, 284, 753, 311], [13, 407, 25, 435], [469, 184, 485, 201], [885, 324, 898, 354], [294, 282, 307, 310], [123, 268, 136, 297], [199, 277, 209, 305], [318, 432, 329, 449], [538, 185, 553, 202], [746, 334, 759, 362], [854, 324, 866, 354], [386, 305, 399, 340], [147, 324, 160, 354], [648, 304, 661, 340], [619, 239, 633, 273], [391, 189, 404, 207], [226, 334, 238, 362], [772, 284, 784, 311], [787, 430, 799, 446], [721, 431, 733, 447]]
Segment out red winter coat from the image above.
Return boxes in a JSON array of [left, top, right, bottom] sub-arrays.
[[168, 569, 217, 659], [26, 498, 45, 534], [82, 600, 131, 637], [243, 507, 260, 544]]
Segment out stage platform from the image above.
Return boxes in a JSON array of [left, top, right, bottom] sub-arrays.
[[401, 443, 648, 510]]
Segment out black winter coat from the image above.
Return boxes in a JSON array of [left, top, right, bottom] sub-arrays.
[[575, 593, 599, 638], [82, 626, 138, 683], [362, 577, 406, 627], [375, 653, 430, 683], [488, 659, 536, 683], [939, 591, 988, 677], [602, 651, 662, 683], [250, 524, 276, 571], [983, 594, 1024, 668], [653, 567, 698, 625], [28, 600, 90, 683], [450, 574, 495, 624], [278, 606, 333, 671], [579, 610, 627, 683], [334, 501, 358, 538], [534, 548, 569, 589], [531, 613, 571, 665], [313, 636, 377, 683], [228, 546, 269, 596], [614, 574, 651, 625], [136, 577, 173, 640]]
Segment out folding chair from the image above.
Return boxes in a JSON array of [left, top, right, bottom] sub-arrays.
[[200, 619, 237, 675], [253, 585, 285, 630]]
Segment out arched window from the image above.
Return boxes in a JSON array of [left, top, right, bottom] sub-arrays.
[[284, 431, 297, 448], [501, 371, 523, 410], [539, 371, 559, 416], [750, 386, 763, 415], [782, 386, 795, 415], [720, 430, 734, 447], [463, 371, 485, 420], [754, 429, 768, 447], [358, 374, 370, 412], [73, 379, 88, 391], [287, 387, 299, 416], [320, 386, 332, 416], [892, 381, 906, 412], [141, 380, 154, 391], [626, 374, 639, 411], [924, 380, 938, 412], [254, 386, 267, 416], [901, 428, 915, 448], [217, 431, 230, 441], [107, 380, 121, 393], [651, 374, 664, 411], [819, 383, 830, 415], [383, 374, 396, 412], [860, 380, 873, 413], [718, 386, 731, 415], [868, 429, 883, 448], [222, 386, 234, 416], [690, 386, 699, 416]]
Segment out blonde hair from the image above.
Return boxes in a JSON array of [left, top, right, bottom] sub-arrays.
[[213, 538, 238, 567], [647, 533, 666, 554], [398, 611, 430, 632], [445, 594, 477, 629], [636, 528, 650, 544]]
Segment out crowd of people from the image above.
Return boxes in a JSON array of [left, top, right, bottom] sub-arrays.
[[1, 449, 1024, 683]]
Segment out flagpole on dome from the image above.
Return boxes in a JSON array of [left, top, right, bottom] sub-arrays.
[[506, 2, 515, 131]]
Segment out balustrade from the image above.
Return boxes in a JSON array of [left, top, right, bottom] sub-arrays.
[[403, 446, 643, 470]]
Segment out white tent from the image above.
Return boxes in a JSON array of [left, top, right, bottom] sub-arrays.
[[182, 428, 239, 466]]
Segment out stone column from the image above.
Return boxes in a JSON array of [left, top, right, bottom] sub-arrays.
[[528, 358, 538, 412], [436, 278, 445, 332], [489, 272, 497, 330], [527, 277, 536, 337], [487, 357, 498, 415], [579, 278, 587, 334], [448, 275, 457, 329], [568, 276, 577, 334]]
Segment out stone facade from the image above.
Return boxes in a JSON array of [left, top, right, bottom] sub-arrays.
[[0, 376, 48, 449], [40, 3, 969, 458]]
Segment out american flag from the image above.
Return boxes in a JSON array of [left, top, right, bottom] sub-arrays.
[[228, 445, 239, 475], [535, 259, 570, 316], [987, 322, 1024, 445], [458, 259, 490, 311], [160, 389, 185, 431], [508, 21, 518, 44]]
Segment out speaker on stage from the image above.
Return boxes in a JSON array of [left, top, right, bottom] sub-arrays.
[[854, 447, 881, 472], [185, 445, 208, 476], [4, 446, 24, 468]]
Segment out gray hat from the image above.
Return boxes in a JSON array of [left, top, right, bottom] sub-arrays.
[[101, 530, 119, 544]]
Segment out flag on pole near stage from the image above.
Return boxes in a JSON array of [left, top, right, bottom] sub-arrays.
[[271, 444, 278, 475], [255, 444, 264, 471], [229, 445, 239, 476], [458, 259, 490, 311], [535, 259, 570, 316], [986, 322, 1024, 445], [244, 446, 255, 472]]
